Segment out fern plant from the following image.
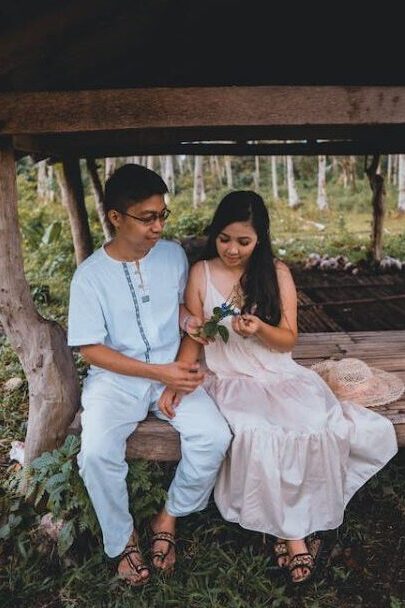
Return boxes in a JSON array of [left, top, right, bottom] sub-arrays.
[[7, 435, 167, 557]]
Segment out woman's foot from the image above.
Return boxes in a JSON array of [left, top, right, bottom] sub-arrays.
[[273, 538, 289, 568], [117, 530, 150, 587], [286, 539, 312, 583], [149, 509, 176, 573]]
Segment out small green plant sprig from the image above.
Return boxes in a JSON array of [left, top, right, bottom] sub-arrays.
[[198, 301, 240, 343]]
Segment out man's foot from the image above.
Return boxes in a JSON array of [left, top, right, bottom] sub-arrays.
[[273, 538, 289, 568], [149, 510, 176, 573], [117, 530, 150, 587]]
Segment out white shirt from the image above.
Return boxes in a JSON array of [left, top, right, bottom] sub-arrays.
[[68, 239, 188, 397]]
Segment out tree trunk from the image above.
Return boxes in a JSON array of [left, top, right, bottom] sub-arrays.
[[253, 155, 260, 190], [286, 156, 300, 208], [55, 159, 93, 265], [105, 157, 117, 180], [146, 156, 154, 170], [193, 156, 206, 208], [165, 155, 175, 195], [366, 154, 385, 263], [387, 154, 393, 184], [316, 155, 328, 210], [271, 156, 279, 201], [0, 139, 80, 465], [398, 155, 405, 213], [37, 160, 47, 200], [86, 159, 113, 241], [224, 156, 233, 188]]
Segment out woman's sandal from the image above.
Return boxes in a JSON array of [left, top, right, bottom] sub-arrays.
[[117, 542, 151, 587], [149, 530, 176, 574], [287, 533, 324, 586], [273, 538, 289, 568]]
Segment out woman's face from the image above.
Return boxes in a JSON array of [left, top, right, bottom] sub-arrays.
[[215, 221, 258, 268]]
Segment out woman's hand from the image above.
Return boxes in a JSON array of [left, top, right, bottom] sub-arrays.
[[184, 314, 210, 345], [231, 313, 263, 338], [158, 387, 184, 419]]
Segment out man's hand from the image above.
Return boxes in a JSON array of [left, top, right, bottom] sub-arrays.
[[158, 387, 184, 419], [156, 361, 204, 393]]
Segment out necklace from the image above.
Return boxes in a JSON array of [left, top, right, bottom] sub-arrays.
[[226, 282, 244, 310]]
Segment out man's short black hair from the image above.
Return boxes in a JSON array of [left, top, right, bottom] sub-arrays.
[[104, 164, 168, 218]]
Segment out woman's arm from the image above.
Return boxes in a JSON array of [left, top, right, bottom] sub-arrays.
[[232, 261, 298, 352]]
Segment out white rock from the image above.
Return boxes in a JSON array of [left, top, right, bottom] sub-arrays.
[[9, 440, 25, 465], [3, 377, 23, 392], [39, 513, 65, 541]]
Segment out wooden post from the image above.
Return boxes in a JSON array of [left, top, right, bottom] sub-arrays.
[[55, 158, 93, 265], [365, 154, 385, 263], [0, 138, 80, 464], [86, 158, 113, 241]]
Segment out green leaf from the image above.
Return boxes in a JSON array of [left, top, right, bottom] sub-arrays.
[[57, 520, 74, 556], [41, 220, 62, 245], [217, 324, 229, 343], [203, 321, 218, 337]]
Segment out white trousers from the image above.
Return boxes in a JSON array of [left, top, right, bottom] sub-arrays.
[[78, 377, 232, 557]]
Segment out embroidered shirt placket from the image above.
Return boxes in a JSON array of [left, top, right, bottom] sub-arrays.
[[122, 262, 151, 363]]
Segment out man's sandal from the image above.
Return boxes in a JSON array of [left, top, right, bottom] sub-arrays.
[[273, 539, 289, 568], [287, 533, 323, 586], [117, 543, 150, 587], [149, 530, 176, 573]]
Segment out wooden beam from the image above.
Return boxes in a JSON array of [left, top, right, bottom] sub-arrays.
[[2, 86, 405, 135], [13, 134, 405, 158]]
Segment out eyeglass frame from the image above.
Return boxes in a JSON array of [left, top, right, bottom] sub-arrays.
[[118, 207, 171, 225]]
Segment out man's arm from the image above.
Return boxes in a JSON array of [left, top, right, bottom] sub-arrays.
[[80, 343, 204, 394]]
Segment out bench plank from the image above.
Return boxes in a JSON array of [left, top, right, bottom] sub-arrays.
[[68, 330, 405, 458]]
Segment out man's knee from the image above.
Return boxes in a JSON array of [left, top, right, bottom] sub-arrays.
[[200, 418, 232, 455], [78, 432, 125, 475]]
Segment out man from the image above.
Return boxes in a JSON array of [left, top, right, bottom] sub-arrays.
[[67, 164, 231, 586]]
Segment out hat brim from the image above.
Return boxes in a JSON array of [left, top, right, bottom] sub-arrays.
[[311, 361, 405, 407]]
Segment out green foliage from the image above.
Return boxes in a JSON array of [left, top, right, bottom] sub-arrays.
[[5, 435, 166, 558]]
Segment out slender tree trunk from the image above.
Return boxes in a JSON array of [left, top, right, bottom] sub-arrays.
[[271, 156, 279, 201], [37, 160, 47, 200], [392, 155, 398, 186], [224, 156, 233, 188], [86, 159, 113, 241], [316, 155, 328, 210], [0, 139, 80, 465], [286, 156, 300, 208], [105, 157, 117, 180], [253, 156, 260, 190], [387, 155, 393, 184], [177, 155, 184, 176], [398, 155, 405, 213], [193, 156, 206, 208], [146, 156, 154, 170], [56, 159, 93, 265], [213, 155, 223, 187], [366, 154, 385, 262], [165, 155, 175, 195]]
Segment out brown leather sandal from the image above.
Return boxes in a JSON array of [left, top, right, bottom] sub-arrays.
[[288, 533, 323, 586], [149, 530, 176, 573], [117, 543, 150, 587], [273, 538, 289, 568]]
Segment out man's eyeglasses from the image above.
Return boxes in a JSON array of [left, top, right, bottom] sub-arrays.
[[120, 208, 171, 225]]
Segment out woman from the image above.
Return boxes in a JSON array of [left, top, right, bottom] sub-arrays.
[[159, 190, 398, 585]]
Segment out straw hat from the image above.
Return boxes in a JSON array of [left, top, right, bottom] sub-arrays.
[[311, 358, 404, 407]]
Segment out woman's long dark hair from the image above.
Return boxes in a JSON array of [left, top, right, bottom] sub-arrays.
[[201, 191, 281, 326]]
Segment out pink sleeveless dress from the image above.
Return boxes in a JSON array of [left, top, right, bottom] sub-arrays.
[[201, 261, 398, 539]]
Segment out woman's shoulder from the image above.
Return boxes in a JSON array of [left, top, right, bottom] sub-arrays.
[[274, 259, 291, 275]]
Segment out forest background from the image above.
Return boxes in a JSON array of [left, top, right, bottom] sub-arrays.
[[0, 153, 404, 608]]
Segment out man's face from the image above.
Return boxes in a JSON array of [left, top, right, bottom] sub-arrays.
[[109, 194, 168, 251]]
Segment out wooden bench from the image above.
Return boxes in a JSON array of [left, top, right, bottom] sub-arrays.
[[69, 330, 405, 459]]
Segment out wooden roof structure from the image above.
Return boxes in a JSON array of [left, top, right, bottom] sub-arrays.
[[1, 1, 405, 159]]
